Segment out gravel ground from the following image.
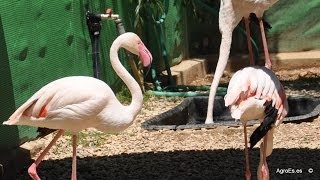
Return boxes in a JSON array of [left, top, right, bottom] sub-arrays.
[[17, 67, 320, 180]]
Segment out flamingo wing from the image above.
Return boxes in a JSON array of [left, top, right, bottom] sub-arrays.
[[225, 66, 288, 124], [3, 76, 113, 130], [224, 66, 289, 148]]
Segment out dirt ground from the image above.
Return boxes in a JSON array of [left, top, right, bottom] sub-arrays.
[[17, 67, 320, 180]]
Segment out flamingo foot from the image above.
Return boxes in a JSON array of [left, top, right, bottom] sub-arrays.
[[261, 164, 269, 180], [28, 163, 41, 180], [205, 119, 213, 124], [265, 60, 272, 70]]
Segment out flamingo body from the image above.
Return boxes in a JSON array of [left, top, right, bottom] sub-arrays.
[[228, 0, 278, 19], [4, 76, 135, 134], [225, 66, 288, 123], [224, 66, 288, 180]]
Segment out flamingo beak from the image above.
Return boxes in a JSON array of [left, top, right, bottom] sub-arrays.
[[138, 42, 153, 68]]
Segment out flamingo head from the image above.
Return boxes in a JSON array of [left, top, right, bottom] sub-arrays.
[[121, 32, 153, 68]]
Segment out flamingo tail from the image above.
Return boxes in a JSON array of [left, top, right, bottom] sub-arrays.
[[249, 101, 278, 149], [2, 99, 38, 125]]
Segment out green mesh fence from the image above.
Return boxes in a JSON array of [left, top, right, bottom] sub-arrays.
[[0, 16, 20, 150], [1, 1, 91, 149], [186, 0, 320, 57], [265, 1, 320, 52], [163, 1, 187, 67]]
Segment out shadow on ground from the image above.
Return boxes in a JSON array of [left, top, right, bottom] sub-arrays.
[[17, 148, 320, 180], [281, 77, 320, 93]]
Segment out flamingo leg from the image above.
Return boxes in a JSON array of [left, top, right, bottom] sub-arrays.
[[28, 130, 64, 180], [243, 123, 251, 180], [72, 135, 78, 180], [258, 18, 272, 69], [257, 135, 270, 180], [244, 18, 255, 66], [261, 136, 270, 180]]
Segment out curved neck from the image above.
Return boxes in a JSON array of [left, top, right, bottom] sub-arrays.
[[110, 39, 143, 116]]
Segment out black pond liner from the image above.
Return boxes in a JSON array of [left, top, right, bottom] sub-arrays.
[[141, 96, 320, 130]]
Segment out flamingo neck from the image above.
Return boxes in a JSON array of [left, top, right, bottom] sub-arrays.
[[110, 40, 143, 118], [205, 32, 232, 123]]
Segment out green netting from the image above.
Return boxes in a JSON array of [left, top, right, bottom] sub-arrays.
[[163, 1, 187, 67], [0, 16, 20, 150], [186, 0, 320, 57], [265, 0, 320, 52], [0, 1, 93, 148]]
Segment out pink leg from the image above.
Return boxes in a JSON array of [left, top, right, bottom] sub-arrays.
[[244, 18, 255, 66], [243, 124, 251, 180], [71, 135, 78, 180], [261, 136, 269, 180], [28, 130, 64, 180], [259, 18, 272, 69]]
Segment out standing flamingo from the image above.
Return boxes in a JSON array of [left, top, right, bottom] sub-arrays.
[[2, 32, 152, 180], [205, 0, 279, 123], [224, 66, 288, 180]]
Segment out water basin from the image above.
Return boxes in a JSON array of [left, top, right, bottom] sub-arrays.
[[142, 96, 320, 130]]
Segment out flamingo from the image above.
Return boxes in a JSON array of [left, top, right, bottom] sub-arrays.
[[224, 66, 288, 180], [2, 32, 153, 180], [205, 0, 279, 123]]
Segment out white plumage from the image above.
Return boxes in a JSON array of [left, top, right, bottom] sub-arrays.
[[225, 66, 288, 121]]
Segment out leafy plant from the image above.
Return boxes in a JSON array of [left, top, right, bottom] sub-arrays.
[[115, 85, 132, 104], [115, 84, 155, 104], [129, 0, 164, 34], [64, 130, 108, 147]]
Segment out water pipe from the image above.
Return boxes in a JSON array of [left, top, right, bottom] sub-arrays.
[[146, 86, 227, 97], [89, 9, 145, 91], [86, 12, 102, 79], [144, 1, 228, 97], [154, 1, 175, 86]]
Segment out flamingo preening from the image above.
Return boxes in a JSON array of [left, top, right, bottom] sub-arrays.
[[205, 0, 279, 123], [224, 66, 288, 180], [3, 32, 152, 180]]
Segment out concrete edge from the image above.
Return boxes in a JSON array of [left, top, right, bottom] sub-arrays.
[[161, 50, 320, 85]]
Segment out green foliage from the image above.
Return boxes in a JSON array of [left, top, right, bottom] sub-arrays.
[[116, 85, 132, 104], [115, 84, 154, 104], [143, 89, 154, 102], [64, 130, 109, 147], [128, 0, 164, 33]]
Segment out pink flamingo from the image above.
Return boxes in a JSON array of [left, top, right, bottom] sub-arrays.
[[224, 66, 288, 180], [205, 0, 279, 123], [3, 32, 152, 180]]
